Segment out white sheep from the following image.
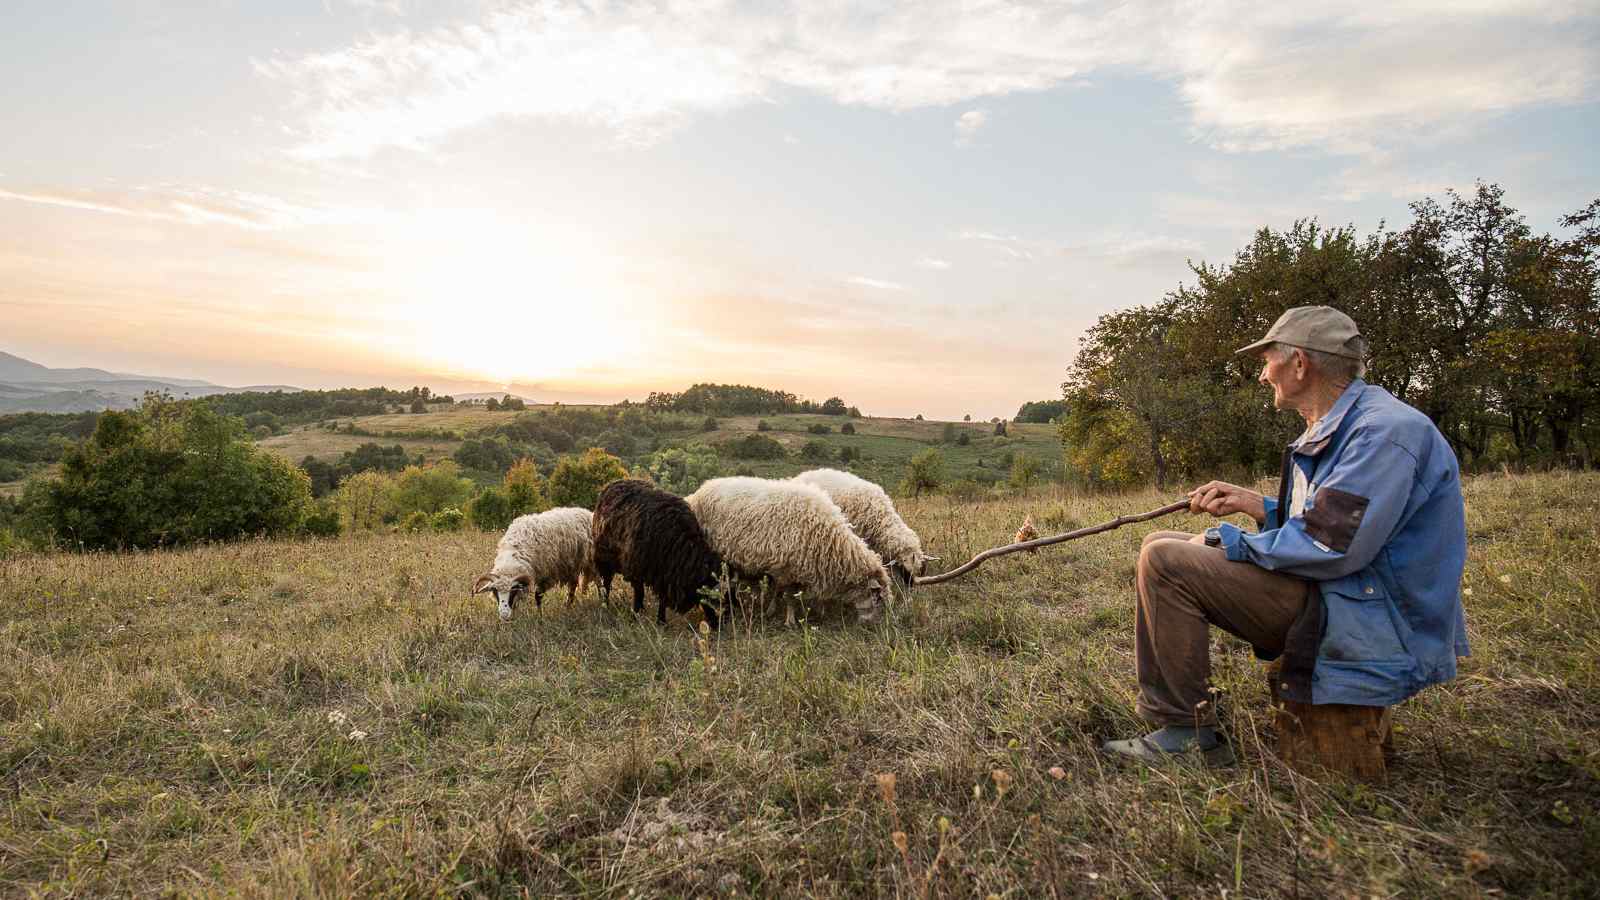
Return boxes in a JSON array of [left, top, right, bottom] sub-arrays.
[[791, 468, 930, 593], [685, 476, 890, 623], [471, 507, 598, 622]]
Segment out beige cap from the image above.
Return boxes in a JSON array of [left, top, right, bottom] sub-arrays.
[[1235, 305, 1364, 358]]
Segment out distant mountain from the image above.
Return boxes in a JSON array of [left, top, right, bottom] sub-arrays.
[[455, 392, 535, 403], [0, 351, 302, 414]]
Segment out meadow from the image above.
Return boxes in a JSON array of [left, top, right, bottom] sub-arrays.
[[256, 405, 1066, 491], [2, 471, 1596, 896]]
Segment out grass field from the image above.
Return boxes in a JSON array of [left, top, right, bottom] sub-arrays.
[[253, 407, 1066, 492], [4, 471, 1596, 896]]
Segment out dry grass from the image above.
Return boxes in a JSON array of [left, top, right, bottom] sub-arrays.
[[256, 431, 461, 465], [2, 472, 1597, 896]]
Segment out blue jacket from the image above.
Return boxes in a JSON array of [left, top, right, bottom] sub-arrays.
[[1215, 380, 1470, 706]]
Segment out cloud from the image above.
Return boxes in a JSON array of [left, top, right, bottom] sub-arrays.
[[954, 108, 987, 145], [846, 275, 907, 291], [916, 257, 951, 270], [1059, 232, 1203, 267], [958, 229, 1035, 261], [0, 184, 372, 231], [256, 1, 1599, 160]]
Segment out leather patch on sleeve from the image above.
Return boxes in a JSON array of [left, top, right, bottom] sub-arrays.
[[1303, 487, 1369, 553]]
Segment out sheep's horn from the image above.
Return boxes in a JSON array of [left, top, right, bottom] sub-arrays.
[[471, 575, 495, 595]]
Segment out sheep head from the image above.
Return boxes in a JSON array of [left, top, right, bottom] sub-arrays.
[[473, 572, 534, 622], [849, 566, 892, 623]]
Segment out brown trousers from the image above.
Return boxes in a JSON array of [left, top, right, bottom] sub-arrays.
[[1135, 531, 1311, 727]]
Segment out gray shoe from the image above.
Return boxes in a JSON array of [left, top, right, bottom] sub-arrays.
[[1101, 731, 1236, 768]]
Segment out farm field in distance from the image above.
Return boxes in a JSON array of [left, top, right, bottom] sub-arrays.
[[3, 470, 1596, 896], [254, 404, 1065, 489]]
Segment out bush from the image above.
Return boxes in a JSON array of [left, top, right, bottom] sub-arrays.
[[646, 444, 722, 495], [392, 461, 475, 518], [724, 433, 787, 460], [39, 397, 311, 549], [300, 501, 342, 537], [993, 420, 1008, 436], [808, 423, 832, 435], [1009, 454, 1042, 489], [467, 488, 514, 531], [838, 446, 862, 464], [756, 420, 771, 432], [333, 470, 398, 531], [409, 399, 427, 414], [821, 397, 847, 415], [942, 422, 958, 443], [399, 510, 432, 533], [847, 406, 862, 418], [503, 459, 549, 514], [914, 414, 924, 421], [957, 431, 971, 446], [902, 448, 944, 498], [840, 422, 855, 435], [800, 439, 833, 461], [701, 417, 719, 432], [431, 507, 466, 532], [547, 448, 628, 508]]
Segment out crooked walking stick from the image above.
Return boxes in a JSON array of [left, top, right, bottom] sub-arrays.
[[913, 499, 1193, 587]]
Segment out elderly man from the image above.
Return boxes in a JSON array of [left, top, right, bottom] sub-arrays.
[[1103, 306, 1469, 766]]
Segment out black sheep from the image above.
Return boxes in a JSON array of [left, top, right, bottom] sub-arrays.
[[591, 479, 731, 629]]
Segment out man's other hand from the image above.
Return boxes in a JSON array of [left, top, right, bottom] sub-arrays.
[[1188, 481, 1266, 525]]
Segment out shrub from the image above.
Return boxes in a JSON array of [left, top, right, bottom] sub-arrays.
[[399, 510, 432, 533], [503, 459, 549, 514], [914, 414, 924, 421], [942, 422, 957, 443], [1010, 454, 1042, 489], [808, 423, 832, 435], [646, 444, 722, 495], [485, 397, 501, 411], [409, 399, 426, 413], [800, 439, 833, 461], [467, 488, 514, 531], [957, 431, 971, 446], [756, 420, 771, 432], [547, 448, 628, 508], [39, 397, 311, 549], [392, 461, 475, 517], [821, 396, 847, 415], [847, 406, 862, 418], [701, 417, 719, 432], [333, 470, 398, 531], [300, 501, 342, 537], [838, 446, 862, 464], [431, 507, 466, 532], [724, 433, 786, 460], [902, 448, 944, 498], [840, 422, 855, 435], [993, 420, 1008, 436]]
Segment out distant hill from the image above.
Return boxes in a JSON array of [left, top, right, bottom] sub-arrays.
[[455, 392, 535, 403], [0, 351, 300, 413]]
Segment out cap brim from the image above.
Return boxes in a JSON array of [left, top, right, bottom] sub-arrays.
[[1234, 337, 1275, 356]]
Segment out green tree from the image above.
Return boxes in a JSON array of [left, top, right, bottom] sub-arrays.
[[840, 422, 856, 435], [40, 395, 311, 549], [724, 434, 787, 460], [1009, 454, 1042, 489], [903, 448, 944, 498], [334, 470, 397, 531], [547, 448, 629, 508], [646, 444, 722, 495], [392, 460, 475, 517], [820, 396, 847, 415]]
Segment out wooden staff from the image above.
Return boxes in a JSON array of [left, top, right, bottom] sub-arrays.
[[913, 499, 1193, 586]]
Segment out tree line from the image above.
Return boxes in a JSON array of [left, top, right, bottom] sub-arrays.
[[643, 383, 860, 417], [1061, 183, 1600, 487]]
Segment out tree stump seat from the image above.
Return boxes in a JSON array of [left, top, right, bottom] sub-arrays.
[[1265, 659, 1393, 782]]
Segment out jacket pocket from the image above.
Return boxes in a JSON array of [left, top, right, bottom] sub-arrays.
[[1317, 574, 1412, 664]]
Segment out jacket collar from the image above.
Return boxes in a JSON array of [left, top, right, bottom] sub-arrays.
[[1291, 379, 1366, 457]]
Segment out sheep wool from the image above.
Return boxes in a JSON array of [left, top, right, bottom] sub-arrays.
[[791, 468, 929, 588], [472, 507, 597, 622], [592, 479, 725, 628], [686, 476, 889, 621]]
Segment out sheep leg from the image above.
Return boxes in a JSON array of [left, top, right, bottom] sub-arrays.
[[533, 587, 545, 611], [598, 572, 614, 606], [631, 580, 645, 615], [700, 600, 719, 631], [657, 590, 668, 625]]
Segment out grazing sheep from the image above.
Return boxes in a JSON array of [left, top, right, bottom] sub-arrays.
[[791, 468, 931, 592], [592, 479, 727, 628], [686, 476, 890, 622], [471, 507, 597, 622]]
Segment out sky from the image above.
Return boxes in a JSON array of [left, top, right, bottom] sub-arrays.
[[1, 1, 1597, 420]]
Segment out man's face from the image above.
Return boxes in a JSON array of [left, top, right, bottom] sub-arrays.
[[1257, 348, 1304, 410]]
